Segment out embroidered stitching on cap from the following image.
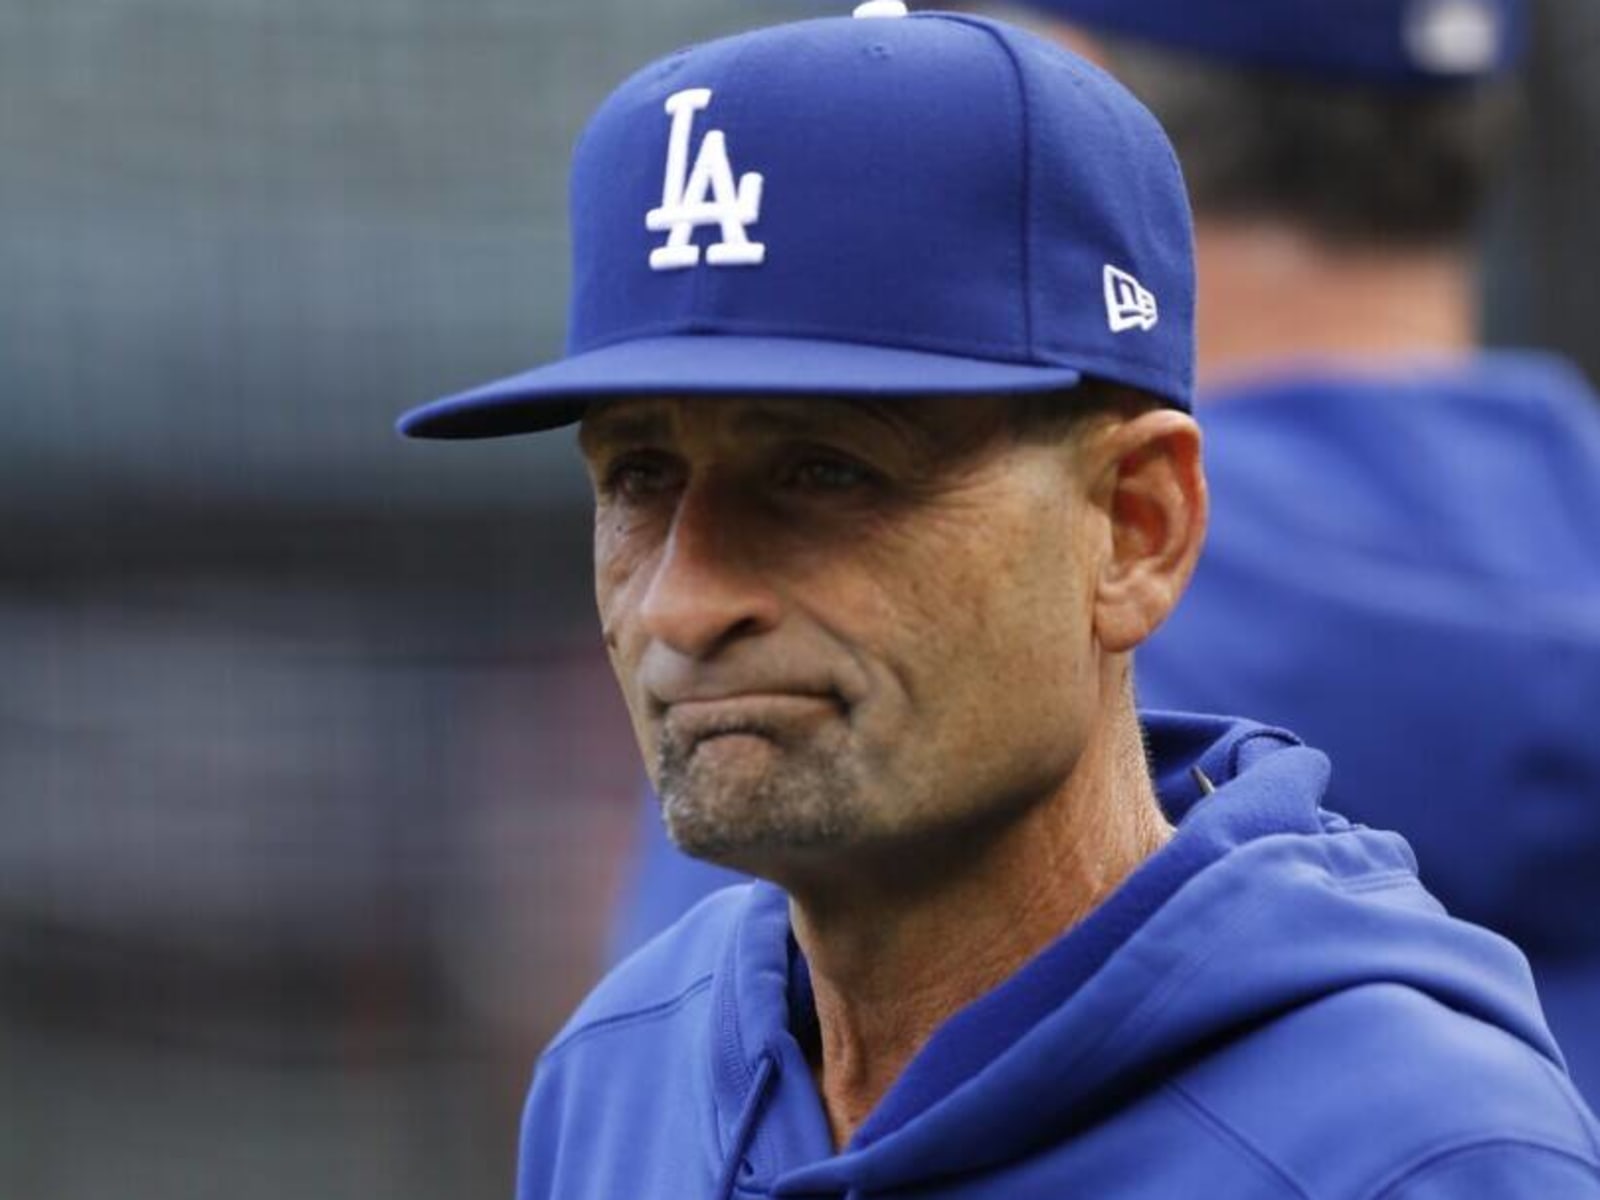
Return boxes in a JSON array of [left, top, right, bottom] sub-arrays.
[[1104, 264, 1159, 333], [646, 88, 766, 271]]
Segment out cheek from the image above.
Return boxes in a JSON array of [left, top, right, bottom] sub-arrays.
[[592, 515, 656, 684], [885, 491, 1096, 746], [592, 519, 663, 759], [984, 503, 1098, 691], [592, 508, 652, 631]]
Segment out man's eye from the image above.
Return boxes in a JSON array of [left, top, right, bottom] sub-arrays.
[[601, 454, 681, 500], [782, 454, 878, 493]]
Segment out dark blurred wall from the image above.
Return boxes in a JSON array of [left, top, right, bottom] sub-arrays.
[[0, 0, 798, 513], [1482, 0, 1600, 383]]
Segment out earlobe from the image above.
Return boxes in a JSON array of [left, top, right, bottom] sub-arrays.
[[1092, 411, 1208, 653]]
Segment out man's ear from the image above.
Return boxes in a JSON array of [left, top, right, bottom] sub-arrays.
[[1087, 409, 1208, 654]]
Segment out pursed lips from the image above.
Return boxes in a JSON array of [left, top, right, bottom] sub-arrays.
[[657, 691, 846, 743]]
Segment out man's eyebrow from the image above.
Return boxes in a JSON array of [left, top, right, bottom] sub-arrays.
[[579, 406, 673, 450], [728, 398, 924, 442], [579, 396, 940, 451]]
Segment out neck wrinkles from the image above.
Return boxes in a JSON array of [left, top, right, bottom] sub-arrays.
[[787, 701, 1171, 1148]]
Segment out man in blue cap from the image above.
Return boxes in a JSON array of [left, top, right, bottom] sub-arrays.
[[612, 0, 1600, 1108], [402, 5, 1600, 1195]]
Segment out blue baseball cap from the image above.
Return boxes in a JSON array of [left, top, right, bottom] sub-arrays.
[[1007, 0, 1525, 85], [399, 2, 1194, 440]]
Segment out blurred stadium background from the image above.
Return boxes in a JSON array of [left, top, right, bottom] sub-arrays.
[[1, 1, 1595, 1196]]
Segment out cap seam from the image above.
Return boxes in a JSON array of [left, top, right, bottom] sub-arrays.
[[688, 36, 764, 325], [934, 14, 1037, 359]]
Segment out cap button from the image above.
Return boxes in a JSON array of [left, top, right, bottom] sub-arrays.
[[853, 0, 908, 17]]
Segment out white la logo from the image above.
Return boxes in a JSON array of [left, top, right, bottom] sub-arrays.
[[646, 88, 766, 272]]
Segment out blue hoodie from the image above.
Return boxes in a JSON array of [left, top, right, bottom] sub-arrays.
[[528, 714, 1600, 1199], [1134, 353, 1600, 1103]]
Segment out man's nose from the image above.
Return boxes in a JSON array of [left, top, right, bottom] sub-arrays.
[[636, 478, 782, 660]]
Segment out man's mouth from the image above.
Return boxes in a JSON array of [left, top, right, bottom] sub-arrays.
[[664, 693, 844, 747]]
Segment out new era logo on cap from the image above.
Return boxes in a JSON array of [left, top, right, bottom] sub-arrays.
[[1104, 265, 1158, 333]]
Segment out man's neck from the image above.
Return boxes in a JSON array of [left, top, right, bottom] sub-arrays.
[[785, 701, 1171, 1148], [1194, 219, 1478, 393]]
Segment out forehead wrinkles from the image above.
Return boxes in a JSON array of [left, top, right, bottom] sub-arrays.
[[579, 395, 1016, 460], [579, 400, 674, 453]]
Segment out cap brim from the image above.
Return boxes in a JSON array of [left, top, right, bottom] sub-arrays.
[[397, 335, 1085, 439]]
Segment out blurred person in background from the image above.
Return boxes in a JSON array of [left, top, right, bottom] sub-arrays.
[[609, 0, 1600, 1107]]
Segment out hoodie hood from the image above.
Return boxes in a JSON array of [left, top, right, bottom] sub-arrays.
[[1134, 353, 1600, 1095], [705, 713, 1561, 1196]]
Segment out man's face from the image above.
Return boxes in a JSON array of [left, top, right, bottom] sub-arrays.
[[579, 395, 1109, 880]]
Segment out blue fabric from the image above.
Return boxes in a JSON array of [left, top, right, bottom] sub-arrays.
[[524, 712, 1600, 1198], [1020, 0, 1525, 84], [1136, 352, 1600, 1105], [399, 10, 1194, 438]]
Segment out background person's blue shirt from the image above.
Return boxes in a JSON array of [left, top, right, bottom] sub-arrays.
[[1135, 352, 1600, 1101]]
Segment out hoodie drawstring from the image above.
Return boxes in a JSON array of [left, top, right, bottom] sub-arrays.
[[714, 1050, 780, 1200]]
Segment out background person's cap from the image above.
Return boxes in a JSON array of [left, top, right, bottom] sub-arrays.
[[1005, 0, 1525, 85], [398, 2, 1194, 439]]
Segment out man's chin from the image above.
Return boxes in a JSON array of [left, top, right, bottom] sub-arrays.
[[662, 802, 846, 869], [661, 785, 857, 873], [656, 722, 866, 869]]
